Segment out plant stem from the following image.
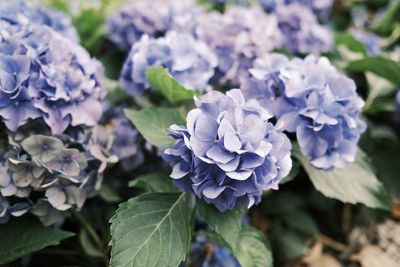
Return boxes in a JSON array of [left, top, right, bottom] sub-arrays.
[[72, 210, 103, 248]]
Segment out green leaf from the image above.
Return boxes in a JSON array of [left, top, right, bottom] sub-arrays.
[[99, 184, 122, 203], [110, 193, 195, 267], [282, 210, 320, 237], [146, 67, 197, 105], [294, 147, 391, 211], [346, 56, 400, 86], [0, 217, 74, 264], [270, 227, 308, 261], [335, 32, 367, 54], [236, 226, 273, 267], [378, 0, 400, 35], [124, 107, 185, 148], [79, 229, 103, 258], [128, 172, 178, 193], [197, 201, 242, 251]]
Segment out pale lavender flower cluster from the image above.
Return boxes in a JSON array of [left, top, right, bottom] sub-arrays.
[[163, 89, 292, 211], [259, 0, 333, 21], [107, 0, 204, 50], [275, 3, 333, 54], [0, 125, 117, 225], [120, 32, 218, 96], [195, 7, 282, 86], [0, 0, 79, 43], [242, 54, 366, 170], [0, 25, 104, 134]]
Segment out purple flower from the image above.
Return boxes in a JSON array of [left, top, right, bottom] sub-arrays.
[[195, 7, 282, 86], [0, 0, 78, 43], [163, 89, 292, 211], [275, 3, 333, 54], [242, 54, 366, 170], [0, 24, 104, 134], [120, 32, 218, 96], [259, 0, 333, 21], [107, 0, 171, 50]]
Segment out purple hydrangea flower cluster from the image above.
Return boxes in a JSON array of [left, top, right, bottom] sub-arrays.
[[107, 0, 204, 50], [259, 0, 333, 21], [163, 89, 292, 211], [103, 106, 144, 172], [195, 7, 282, 86], [242, 54, 366, 170], [0, 24, 104, 134], [120, 32, 218, 96], [275, 3, 333, 54], [0, 0, 79, 43], [0, 124, 117, 225]]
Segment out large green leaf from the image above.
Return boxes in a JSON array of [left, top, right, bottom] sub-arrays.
[[124, 107, 185, 148], [146, 67, 197, 105], [128, 172, 178, 193], [110, 193, 195, 267], [346, 56, 400, 86], [270, 227, 308, 262], [0, 217, 74, 264], [294, 148, 391, 211], [197, 201, 242, 251], [236, 226, 273, 267]]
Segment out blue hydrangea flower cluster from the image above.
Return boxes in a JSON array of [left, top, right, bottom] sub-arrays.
[[275, 3, 333, 54], [107, 0, 204, 50], [209, 0, 249, 5], [186, 235, 240, 267], [0, 125, 117, 225], [195, 7, 282, 86], [0, 24, 104, 134], [259, 0, 333, 21], [163, 89, 292, 211], [0, 0, 79, 43], [242, 54, 366, 170], [120, 32, 218, 96]]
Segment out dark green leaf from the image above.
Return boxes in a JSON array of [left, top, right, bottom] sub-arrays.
[[294, 147, 391, 211], [124, 107, 185, 148], [110, 193, 195, 267], [79, 229, 103, 258], [0, 217, 74, 264], [270, 227, 308, 261], [197, 201, 242, 251], [146, 67, 197, 105], [99, 184, 122, 203], [335, 32, 367, 54], [128, 172, 178, 193], [236, 226, 273, 267], [282, 210, 320, 237], [263, 192, 305, 216], [378, 0, 400, 35], [346, 57, 400, 86]]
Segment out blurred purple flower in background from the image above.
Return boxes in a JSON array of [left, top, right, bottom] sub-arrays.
[[107, 0, 171, 51], [163, 89, 292, 211], [195, 7, 282, 86], [0, 0, 79, 43], [120, 32, 218, 96], [259, 0, 333, 21], [275, 3, 333, 54], [242, 54, 366, 170], [351, 28, 381, 55]]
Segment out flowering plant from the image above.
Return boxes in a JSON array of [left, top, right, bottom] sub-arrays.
[[1, 0, 400, 267]]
